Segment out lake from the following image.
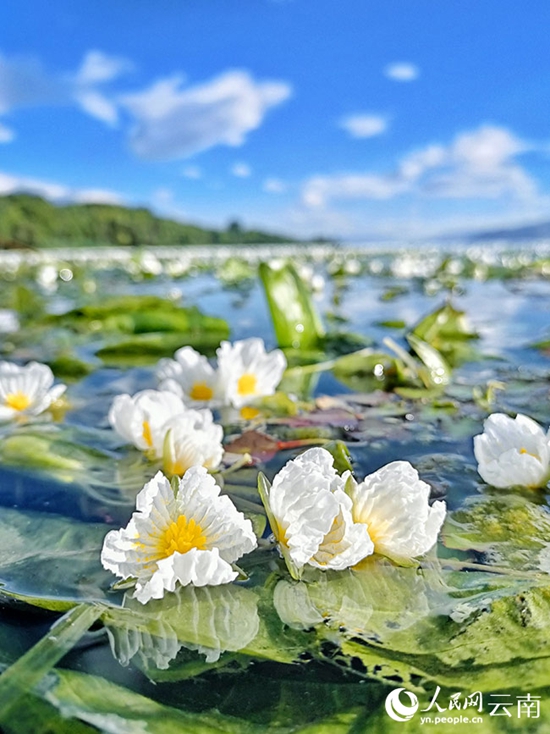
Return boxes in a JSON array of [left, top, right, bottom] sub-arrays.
[[0, 241, 549, 733]]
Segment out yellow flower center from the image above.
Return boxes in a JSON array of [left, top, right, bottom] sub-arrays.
[[240, 405, 260, 420], [157, 515, 207, 558], [5, 391, 31, 412], [189, 381, 214, 401], [142, 420, 153, 448], [520, 447, 539, 460], [165, 460, 186, 477], [352, 509, 388, 550], [237, 373, 257, 397]]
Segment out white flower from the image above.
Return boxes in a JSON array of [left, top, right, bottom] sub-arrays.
[[101, 468, 257, 604], [473, 413, 550, 489], [156, 347, 219, 407], [162, 409, 224, 476], [108, 389, 188, 457], [258, 448, 373, 578], [347, 461, 446, 561], [0, 361, 66, 422], [217, 338, 287, 408]]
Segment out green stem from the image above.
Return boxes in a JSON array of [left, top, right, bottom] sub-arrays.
[[0, 603, 103, 720]]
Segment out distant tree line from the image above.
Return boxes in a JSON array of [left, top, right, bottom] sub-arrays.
[[0, 194, 295, 248]]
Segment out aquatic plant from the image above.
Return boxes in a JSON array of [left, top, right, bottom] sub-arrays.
[[474, 413, 550, 489], [0, 361, 66, 421], [101, 468, 257, 603]]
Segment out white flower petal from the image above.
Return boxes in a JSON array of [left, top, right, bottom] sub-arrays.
[[159, 547, 237, 588], [349, 461, 446, 560], [310, 492, 374, 570], [162, 409, 224, 475], [175, 466, 257, 563], [267, 448, 342, 567], [474, 413, 550, 488], [156, 347, 218, 407], [108, 389, 187, 455], [0, 361, 66, 421], [217, 337, 287, 408], [101, 469, 257, 603], [263, 447, 372, 572]]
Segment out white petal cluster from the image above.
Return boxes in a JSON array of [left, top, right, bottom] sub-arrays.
[[259, 448, 373, 577], [156, 338, 286, 409], [347, 461, 447, 561], [261, 448, 446, 575], [217, 338, 287, 408], [108, 389, 188, 456], [0, 361, 66, 422], [473, 413, 550, 489], [156, 347, 219, 407], [101, 468, 257, 603], [108, 390, 224, 474], [162, 410, 224, 476]]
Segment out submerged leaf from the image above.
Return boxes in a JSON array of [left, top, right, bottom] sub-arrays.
[[39, 668, 263, 734], [0, 507, 113, 610]]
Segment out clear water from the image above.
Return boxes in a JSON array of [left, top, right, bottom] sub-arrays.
[[0, 243, 549, 732]]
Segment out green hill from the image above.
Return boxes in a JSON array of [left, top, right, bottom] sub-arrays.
[[0, 193, 295, 248]]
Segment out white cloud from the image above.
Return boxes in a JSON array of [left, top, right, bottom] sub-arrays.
[[0, 171, 69, 200], [0, 170, 123, 205], [302, 125, 536, 208], [121, 70, 292, 160], [384, 63, 419, 82], [74, 90, 119, 126], [303, 174, 404, 208], [73, 50, 132, 126], [182, 165, 202, 179], [232, 162, 252, 177], [339, 114, 388, 138], [0, 122, 15, 143], [75, 50, 132, 86], [0, 49, 131, 129], [263, 178, 286, 194]]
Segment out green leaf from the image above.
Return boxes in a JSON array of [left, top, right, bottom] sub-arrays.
[[0, 694, 99, 734], [0, 506, 113, 610], [38, 668, 264, 734], [322, 440, 353, 475], [0, 431, 110, 477], [96, 330, 229, 364], [0, 604, 103, 720], [442, 494, 550, 571], [410, 303, 478, 366], [259, 261, 325, 349], [46, 353, 96, 380], [406, 334, 451, 388], [332, 349, 397, 392]]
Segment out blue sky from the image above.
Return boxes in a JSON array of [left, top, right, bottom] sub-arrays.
[[1, 0, 549, 240]]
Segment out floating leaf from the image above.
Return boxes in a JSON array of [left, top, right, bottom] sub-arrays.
[[442, 494, 550, 571], [410, 303, 478, 366], [332, 349, 397, 392], [96, 330, 228, 364]]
